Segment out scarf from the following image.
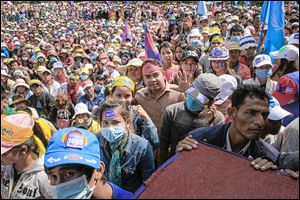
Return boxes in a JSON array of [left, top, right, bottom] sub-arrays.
[[107, 132, 129, 187], [67, 83, 80, 105]]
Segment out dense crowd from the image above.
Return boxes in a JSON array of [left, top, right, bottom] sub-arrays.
[[1, 1, 299, 199]]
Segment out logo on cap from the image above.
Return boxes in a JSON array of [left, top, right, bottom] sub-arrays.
[[213, 49, 223, 57], [276, 84, 294, 94], [65, 130, 85, 149]]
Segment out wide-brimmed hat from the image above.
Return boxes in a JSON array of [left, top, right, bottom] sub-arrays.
[[117, 58, 143, 75], [12, 79, 30, 92]]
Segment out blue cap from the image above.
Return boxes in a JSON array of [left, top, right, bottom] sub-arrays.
[[44, 127, 101, 169]]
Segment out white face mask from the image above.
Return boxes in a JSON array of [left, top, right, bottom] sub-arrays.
[[52, 175, 95, 199]]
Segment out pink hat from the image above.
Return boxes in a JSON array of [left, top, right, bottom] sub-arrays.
[[1, 114, 35, 155]]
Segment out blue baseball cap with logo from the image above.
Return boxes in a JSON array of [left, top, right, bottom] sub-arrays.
[[44, 127, 101, 169]]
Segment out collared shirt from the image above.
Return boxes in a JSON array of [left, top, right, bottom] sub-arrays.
[[77, 94, 103, 112], [243, 77, 277, 96], [225, 129, 251, 155], [134, 82, 185, 133]]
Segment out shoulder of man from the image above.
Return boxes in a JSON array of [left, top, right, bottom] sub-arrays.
[[190, 124, 228, 142]]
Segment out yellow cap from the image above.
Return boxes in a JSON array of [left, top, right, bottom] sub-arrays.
[[112, 76, 135, 92], [211, 35, 224, 44], [209, 27, 221, 35], [232, 15, 239, 21], [29, 79, 42, 87], [202, 27, 210, 34], [80, 67, 89, 75]]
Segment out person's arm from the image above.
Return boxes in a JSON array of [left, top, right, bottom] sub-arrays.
[[159, 109, 173, 166], [132, 105, 159, 148], [140, 142, 155, 181]]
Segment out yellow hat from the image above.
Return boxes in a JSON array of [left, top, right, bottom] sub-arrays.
[[201, 27, 210, 34], [211, 35, 224, 44], [74, 52, 82, 58], [209, 27, 221, 35], [232, 15, 239, 21], [80, 67, 89, 75], [24, 44, 33, 49], [112, 76, 135, 92], [76, 48, 84, 53], [36, 65, 47, 72], [29, 79, 42, 87]]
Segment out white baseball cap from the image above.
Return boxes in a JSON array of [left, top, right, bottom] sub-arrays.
[[288, 33, 299, 45], [252, 54, 273, 68], [214, 74, 238, 105], [270, 45, 299, 61], [268, 96, 292, 121]]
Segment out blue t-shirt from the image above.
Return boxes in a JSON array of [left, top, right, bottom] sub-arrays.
[[109, 182, 134, 199]]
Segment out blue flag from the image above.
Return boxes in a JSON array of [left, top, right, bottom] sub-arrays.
[[198, 1, 208, 17], [143, 21, 162, 62], [259, 1, 271, 24], [262, 1, 285, 56]]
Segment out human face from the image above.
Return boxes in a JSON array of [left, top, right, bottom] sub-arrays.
[[216, 98, 232, 117], [56, 118, 70, 129], [31, 84, 43, 97], [231, 31, 243, 37], [229, 50, 241, 63], [84, 86, 95, 98], [54, 68, 63, 76], [10, 62, 19, 71], [47, 165, 85, 185], [264, 119, 282, 136], [17, 86, 26, 94], [127, 66, 142, 82], [143, 63, 166, 92], [160, 47, 173, 64], [210, 41, 221, 49], [112, 86, 133, 105], [244, 47, 256, 58], [76, 113, 90, 121], [200, 20, 208, 28], [230, 96, 269, 140], [42, 72, 52, 82], [211, 60, 227, 76], [101, 107, 130, 130], [1, 146, 22, 165], [181, 57, 198, 75], [183, 16, 192, 30], [175, 47, 183, 61], [69, 77, 78, 87]]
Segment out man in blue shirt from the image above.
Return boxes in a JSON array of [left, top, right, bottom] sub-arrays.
[[78, 80, 103, 112], [44, 127, 133, 199]]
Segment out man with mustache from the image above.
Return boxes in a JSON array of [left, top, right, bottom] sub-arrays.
[[177, 84, 280, 170]]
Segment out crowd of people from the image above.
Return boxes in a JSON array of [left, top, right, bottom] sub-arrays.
[[1, 1, 299, 199]]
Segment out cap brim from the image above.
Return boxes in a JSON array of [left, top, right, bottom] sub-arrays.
[[1, 140, 16, 155], [73, 111, 91, 119], [185, 87, 208, 105], [270, 51, 280, 59], [44, 150, 100, 169], [181, 56, 199, 63], [268, 107, 293, 121], [117, 66, 128, 75]]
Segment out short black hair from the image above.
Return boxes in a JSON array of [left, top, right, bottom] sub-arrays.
[[231, 85, 269, 109], [230, 24, 245, 36]]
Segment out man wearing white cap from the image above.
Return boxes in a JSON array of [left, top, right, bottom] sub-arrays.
[[214, 74, 238, 124], [262, 96, 292, 147]]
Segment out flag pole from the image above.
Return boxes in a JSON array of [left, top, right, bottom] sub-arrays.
[[256, 23, 265, 53]]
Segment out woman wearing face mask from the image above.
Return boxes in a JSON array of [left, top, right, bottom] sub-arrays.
[[44, 127, 133, 199], [244, 54, 277, 96], [107, 76, 159, 148], [97, 100, 155, 192]]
